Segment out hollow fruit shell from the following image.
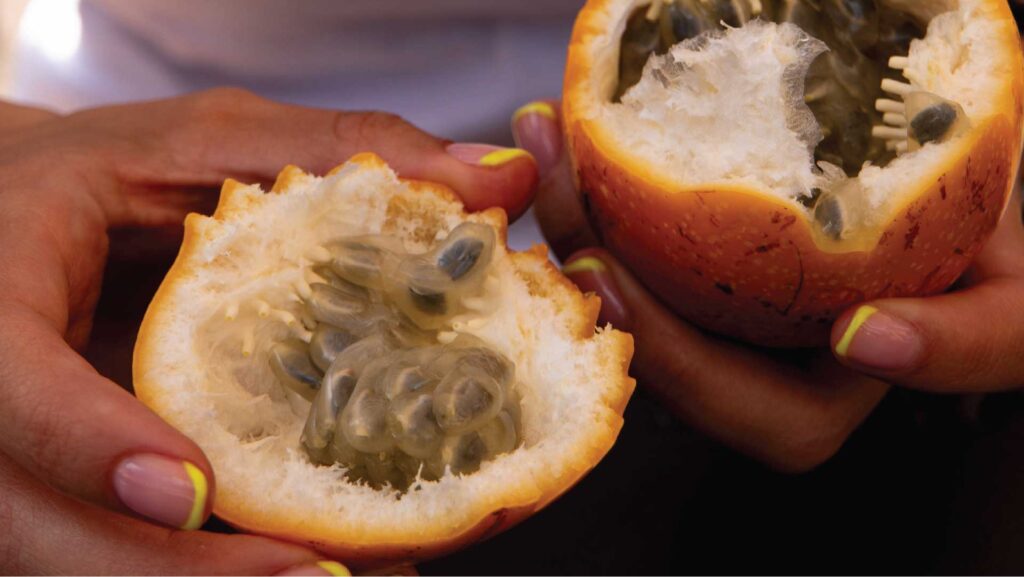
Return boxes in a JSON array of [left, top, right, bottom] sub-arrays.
[[563, 0, 1024, 347]]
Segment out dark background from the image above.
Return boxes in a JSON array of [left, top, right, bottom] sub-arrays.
[[88, 4, 1024, 575], [425, 388, 1024, 574]]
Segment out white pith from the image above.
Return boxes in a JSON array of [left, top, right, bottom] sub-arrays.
[[586, 0, 1008, 228], [134, 159, 630, 545]]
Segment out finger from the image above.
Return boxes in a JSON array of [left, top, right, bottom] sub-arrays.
[[563, 249, 889, 472], [0, 201, 217, 527], [0, 452, 343, 576], [72, 89, 537, 224], [0, 101, 58, 132], [0, 303, 220, 528], [959, 185, 1024, 283], [831, 278, 1024, 392], [830, 189, 1024, 392], [511, 100, 599, 260]]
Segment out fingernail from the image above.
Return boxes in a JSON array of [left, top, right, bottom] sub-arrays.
[[511, 101, 561, 176], [112, 454, 209, 530], [834, 305, 923, 371], [563, 255, 630, 330], [275, 561, 352, 576], [446, 143, 533, 167]]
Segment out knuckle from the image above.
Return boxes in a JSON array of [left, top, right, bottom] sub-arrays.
[[948, 347, 994, 390], [20, 399, 74, 479], [771, 429, 845, 474], [182, 87, 264, 128], [354, 110, 408, 133], [194, 87, 259, 110], [0, 480, 16, 572], [159, 87, 265, 168], [334, 110, 411, 151], [0, 326, 86, 489], [910, 304, 1015, 392], [768, 405, 850, 474]]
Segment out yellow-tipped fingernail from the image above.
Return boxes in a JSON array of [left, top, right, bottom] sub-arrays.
[[181, 461, 209, 531], [835, 305, 879, 357], [513, 101, 556, 123], [447, 143, 534, 167], [478, 147, 533, 167], [112, 454, 213, 531], [316, 561, 352, 576], [563, 256, 608, 275]]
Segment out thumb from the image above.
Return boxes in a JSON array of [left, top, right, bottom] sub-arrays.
[[0, 304, 218, 529], [0, 195, 216, 528], [89, 89, 538, 223], [1, 450, 344, 576], [830, 278, 1024, 392], [830, 190, 1024, 392]]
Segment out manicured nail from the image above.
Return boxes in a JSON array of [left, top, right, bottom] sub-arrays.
[[511, 101, 561, 176], [112, 454, 209, 530], [275, 561, 352, 576], [834, 305, 922, 371], [563, 255, 630, 330], [446, 143, 533, 167]]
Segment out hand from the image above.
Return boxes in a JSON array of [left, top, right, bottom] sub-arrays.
[[828, 188, 1024, 393], [0, 89, 536, 574], [514, 100, 887, 472]]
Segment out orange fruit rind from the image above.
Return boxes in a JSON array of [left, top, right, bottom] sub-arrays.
[[134, 153, 635, 566]]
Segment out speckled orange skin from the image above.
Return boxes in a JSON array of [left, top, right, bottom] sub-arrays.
[[564, 0, 1024, 348]]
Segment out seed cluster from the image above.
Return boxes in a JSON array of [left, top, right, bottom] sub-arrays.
[[810, 89, 968, 240], [615, 0, 925, 175], [267, 223, 520, 490]]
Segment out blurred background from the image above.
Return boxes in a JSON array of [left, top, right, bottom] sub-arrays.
[[3, 1, 1024, 574], [0, 1, 30, 91], [0, 0, 581, 251]]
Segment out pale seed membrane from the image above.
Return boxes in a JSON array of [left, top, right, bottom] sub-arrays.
[[616, 0, 926, 176], [616, 0, 969, 240], [267, 222, 520, 491]]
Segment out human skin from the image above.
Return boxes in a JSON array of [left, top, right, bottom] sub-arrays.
[[0, 88, 536, 575], [515, 99, 1024, 472]]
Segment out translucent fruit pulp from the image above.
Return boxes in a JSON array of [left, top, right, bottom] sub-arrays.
[[613, 0, 974, 240], [267, 223, 521, 491], [615, 0, 925, 176]]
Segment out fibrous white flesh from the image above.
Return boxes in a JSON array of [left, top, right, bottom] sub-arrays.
[[612, 20, 829, 197], [593, 0, 1006, 232], [136, 160, 630, 545], [282, 229, 521, 492]]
